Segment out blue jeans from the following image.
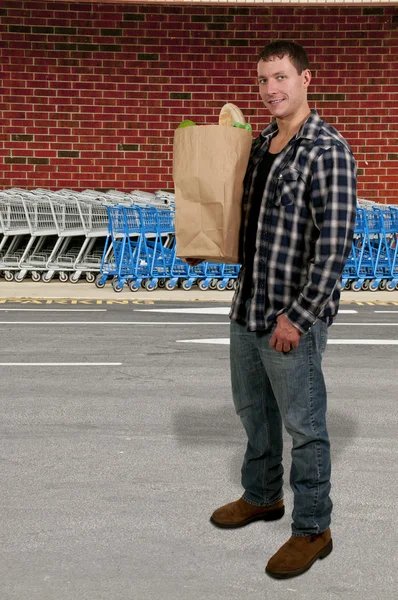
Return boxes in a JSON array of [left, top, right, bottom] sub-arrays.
[[230, 316, 332, 536]]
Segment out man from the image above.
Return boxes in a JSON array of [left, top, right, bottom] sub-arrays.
[[186, 41, 356, 578], [207, 40, 356, 579]]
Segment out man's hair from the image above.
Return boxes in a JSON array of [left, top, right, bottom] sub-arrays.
[[258, 41, 310, 74]]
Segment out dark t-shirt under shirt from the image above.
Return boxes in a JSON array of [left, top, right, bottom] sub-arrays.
[[241, 150, 279, 300]]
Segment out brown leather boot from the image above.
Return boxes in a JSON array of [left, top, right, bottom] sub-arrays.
[[265, 528, 333, 579], [210, 497, 285, 529]]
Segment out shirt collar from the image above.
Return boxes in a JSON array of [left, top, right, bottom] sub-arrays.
[[259, 108, 322, 143]]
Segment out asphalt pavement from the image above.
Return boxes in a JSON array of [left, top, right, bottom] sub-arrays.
[[0, 282, 397, 600]]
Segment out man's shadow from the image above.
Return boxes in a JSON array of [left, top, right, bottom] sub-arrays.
[[173, 403, 357, 487]]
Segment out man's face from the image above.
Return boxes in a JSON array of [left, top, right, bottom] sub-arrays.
[[257, 55, 311, 120]]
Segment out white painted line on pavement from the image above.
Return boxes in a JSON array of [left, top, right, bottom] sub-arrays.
[[0, 321, 228, 325], [3, 321, 397, 327], [1, 321, 394, 326], [176, 339, 398, 345], [0, 362, 122, 366], [374, 310, 398, 313], [177, 339, 230, 345], [135, 307, 231, 314], [135, 307, 358, 315], [327, 340, 398, 345], [333, 323, 398, 326], [0, 309, 107, 312]]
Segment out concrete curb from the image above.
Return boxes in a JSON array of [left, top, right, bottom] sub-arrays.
[[1, 281, 398, 303]]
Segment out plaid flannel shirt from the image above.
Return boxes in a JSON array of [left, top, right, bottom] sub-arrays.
[[230, 109, 357, 333]]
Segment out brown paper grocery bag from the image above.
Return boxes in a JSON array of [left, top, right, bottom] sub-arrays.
[[173, 125, 252, 264]]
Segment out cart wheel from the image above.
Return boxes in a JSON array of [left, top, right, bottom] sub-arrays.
[[361, 279, 369, 291], [95, 274, 106, 289], [198, 280, 208, 291], [181, 279, 192, 291], [350, 280, 362, 292], [144, 279, 158, 291], [378, 279, 387, 290], [209, 278, 217, 290], [112, 280, 124, 293], [165, 279, 176, 291], [69, 273, 80, 283], [31, 271, 41, 282], [368, 280, 379, 292], [4, 271, 14, 282], [14, 272, 25, 282], [226, 279, 235, 290], [216, 280, 226, 291], [58, 272, 69, 283], [85, 272, 95, 284], [233, 280, 238, 290], [158, 278, 165, 288], [386, 280, 396, 292], [344, 280, 352, 290], [129, 280, 140, 292], [42, 272, 53, 283]]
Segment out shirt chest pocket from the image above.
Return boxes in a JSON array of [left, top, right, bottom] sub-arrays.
[[273, 168, 301, 207]]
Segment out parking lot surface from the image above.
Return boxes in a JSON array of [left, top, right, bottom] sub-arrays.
[[0, 294, 397, 600]]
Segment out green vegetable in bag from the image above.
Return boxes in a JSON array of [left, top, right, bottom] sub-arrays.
[[177, 120, 197, 128], [232, 122, 252, 133]]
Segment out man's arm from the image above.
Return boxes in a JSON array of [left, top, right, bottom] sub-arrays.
[[284, 143, 357, 334]]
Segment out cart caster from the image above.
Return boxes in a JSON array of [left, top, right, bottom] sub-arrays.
[[350, 280, 362, 292], [344, 280, 352, 290], [14, 272, 25, 283], [165, 279, 177, 291], [209, 278, 217, 290], [198, 280, 209, 291], [69, 272, 80, 283], [4, 271, 14, 282], [95, 274, 107, 289], [31, 271, 41, 282], [41, 272, 53, 283], [85, 272, 95, 284], [158, 278, 165, 288], [129, 280, 141, 292], [379, 279, 387, 290], [226, 279, 235, 290], [368, 280, 379, 292], [144, 279, 158, 291], [112, 279, 124, 292], [59, 272, 69, 283], [361, 279, 369, 291], [386, 280, 396, 292], [181, 279, 192, 291], [216, 280, 227, 291]]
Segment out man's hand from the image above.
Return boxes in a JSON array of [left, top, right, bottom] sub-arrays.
[[182, 258, 204, 267], [270, 313, 302, 353]]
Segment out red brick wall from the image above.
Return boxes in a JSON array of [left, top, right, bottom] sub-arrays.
[[1, 1, 397, 202]]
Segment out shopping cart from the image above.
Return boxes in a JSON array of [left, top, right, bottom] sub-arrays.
[[342, 204, 398, 291], [96, 204, 145, 291], [0, 191, 37, 281]]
